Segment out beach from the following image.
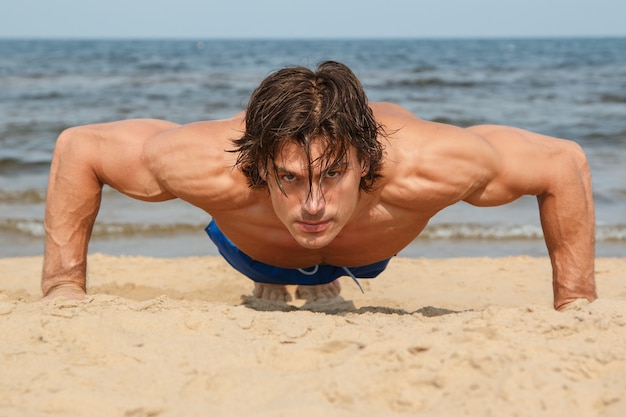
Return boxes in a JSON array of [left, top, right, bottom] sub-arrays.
[[1, 37, 625, 417], [1, 254, 625, 416]]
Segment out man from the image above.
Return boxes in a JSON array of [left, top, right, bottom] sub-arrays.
[[42, 61, 597, 310]]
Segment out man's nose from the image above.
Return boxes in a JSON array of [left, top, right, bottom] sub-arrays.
[[302, 186, 325, 215]]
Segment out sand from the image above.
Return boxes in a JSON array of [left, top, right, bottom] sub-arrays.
[[1, 254, 625, 416]]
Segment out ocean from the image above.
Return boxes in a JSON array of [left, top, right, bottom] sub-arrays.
[[0, 38, 624, 259]]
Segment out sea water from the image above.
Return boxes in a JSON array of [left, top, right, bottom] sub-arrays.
[[0, 38, 624, 258]]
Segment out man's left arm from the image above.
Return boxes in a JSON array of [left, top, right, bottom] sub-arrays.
[[536, 141, 597, 310], [463, 125, 598, 310]]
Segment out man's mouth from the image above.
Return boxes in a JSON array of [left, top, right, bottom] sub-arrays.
[[296, 220, 330, 233]]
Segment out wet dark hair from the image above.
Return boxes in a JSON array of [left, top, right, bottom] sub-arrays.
[[232, 61, 385, 193]]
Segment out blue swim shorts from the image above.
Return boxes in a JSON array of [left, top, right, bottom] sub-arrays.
[[205, 220, 390, 287]]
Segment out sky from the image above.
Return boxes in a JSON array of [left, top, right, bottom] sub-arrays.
[[1, 0, 624, 39]]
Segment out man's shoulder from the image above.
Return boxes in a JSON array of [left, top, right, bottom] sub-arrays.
[[142, 118, 248, 207], [370, 103, 437, 141], [144, 115, 245, 154], [178, 113, 245, 138], [370, 102, 416, 120], [142, 116, 243, 173]]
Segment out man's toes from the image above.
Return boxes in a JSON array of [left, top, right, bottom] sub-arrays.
[[329, 280, 341, 296], [253, 283, 292, 302], [296, 280, 341, 301], [295, 286, 314, 301]]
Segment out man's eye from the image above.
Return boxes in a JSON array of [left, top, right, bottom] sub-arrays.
[[325, 170, 341, 178], [281, 173, 296, 182]]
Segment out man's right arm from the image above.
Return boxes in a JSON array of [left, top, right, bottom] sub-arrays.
[[42, 120, 177, 299]]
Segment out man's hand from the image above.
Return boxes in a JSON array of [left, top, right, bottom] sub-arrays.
[[42, 283, 87, 301], [556, 298, 593, 312]]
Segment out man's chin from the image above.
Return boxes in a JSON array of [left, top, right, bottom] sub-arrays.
[[293, 233, 335, 250]]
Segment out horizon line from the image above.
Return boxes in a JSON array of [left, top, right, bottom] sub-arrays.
[[1, 34, 625, 41]]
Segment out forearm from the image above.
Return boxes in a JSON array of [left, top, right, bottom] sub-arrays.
[[42, 206, 100, 296], [539, 200, 597, 310], [537, 147, 597, 310], [41, 129, 103, 297]]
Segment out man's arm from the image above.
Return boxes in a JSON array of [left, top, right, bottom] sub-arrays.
[[464, 125, 597, 310], [536, 141, 597, 310], [42, 120, 177, 299]]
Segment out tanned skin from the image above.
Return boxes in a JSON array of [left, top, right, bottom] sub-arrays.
[[42, 103, 596, 310]]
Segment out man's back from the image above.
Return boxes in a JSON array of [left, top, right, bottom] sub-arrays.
[[132, 102, 568, 268]]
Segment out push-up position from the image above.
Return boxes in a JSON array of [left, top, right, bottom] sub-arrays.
[[42, 61, 597, 310]]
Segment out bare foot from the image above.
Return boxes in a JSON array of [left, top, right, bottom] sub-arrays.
[[253, 283, 293, 302], [295, 280, 341, 301]]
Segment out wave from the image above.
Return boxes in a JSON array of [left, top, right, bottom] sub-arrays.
[[583, 130, 626, 143], [0, 186, 131, 204], [0, 189, 47, 204], [0, 219, 205, 238], [3, 219, 625, 242], [0, 121, 70, 138], [0, 158, 51, 174], [18, 91, 66, 101], [420, 223, 626, 242], [600, 93, 626, 104], [383, 77, 478, 89], [419, 223, 544, 240]]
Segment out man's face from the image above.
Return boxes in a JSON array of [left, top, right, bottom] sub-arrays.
[[267, 139, 364, 249]]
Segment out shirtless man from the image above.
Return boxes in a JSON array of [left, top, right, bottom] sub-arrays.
[[42, 61, 597, 310]]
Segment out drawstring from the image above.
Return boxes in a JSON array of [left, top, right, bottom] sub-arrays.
[[297, 265, 364, 293], [297, 265, 319, 275], [342, 267, 365, 294]]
